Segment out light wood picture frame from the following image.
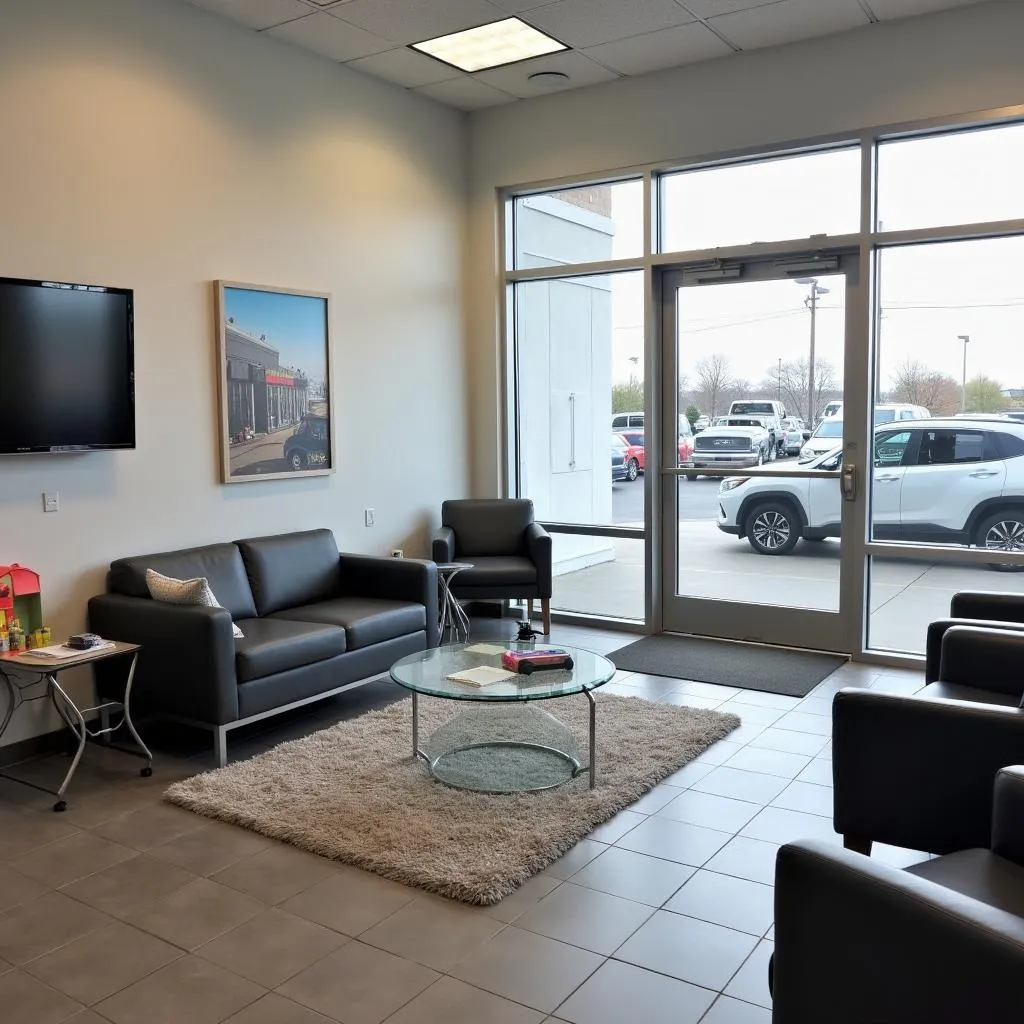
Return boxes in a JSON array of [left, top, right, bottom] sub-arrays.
[[214, 281, 334, 484]]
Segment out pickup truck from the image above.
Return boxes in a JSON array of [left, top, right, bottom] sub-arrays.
[[684, 416, 774, 480]]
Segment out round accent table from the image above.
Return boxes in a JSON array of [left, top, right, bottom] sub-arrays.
[[390, 642, 615, 794], [435, 562, 473, 643]]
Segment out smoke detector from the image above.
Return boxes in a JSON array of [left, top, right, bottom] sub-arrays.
[[527, 71, 570, 88]]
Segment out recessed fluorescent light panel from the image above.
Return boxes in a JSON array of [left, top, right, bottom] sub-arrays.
[[410, 18, 568, 74]]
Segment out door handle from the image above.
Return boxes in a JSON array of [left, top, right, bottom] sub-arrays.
[[842, 464, 857, 502], [969, 470, 1000, 478], [876, 474, 900, 482]]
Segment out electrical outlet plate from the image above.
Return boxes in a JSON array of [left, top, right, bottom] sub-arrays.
[[391, 548, 404, 558], [364, 508, 375, 527]]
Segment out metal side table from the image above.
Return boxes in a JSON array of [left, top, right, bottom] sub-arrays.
[[0, 641, 152, 811], [436, 562, 472, 644]]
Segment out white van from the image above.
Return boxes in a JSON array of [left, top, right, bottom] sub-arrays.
[[611, 411, 693, 439], [820, 402, 930, 424]]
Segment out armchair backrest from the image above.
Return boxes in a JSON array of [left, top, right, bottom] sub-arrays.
[[441, 499, 535, 557]]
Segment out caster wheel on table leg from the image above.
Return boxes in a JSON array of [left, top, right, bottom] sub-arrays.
[[140, 766, 153, 777], [53, 800, 67, 812]]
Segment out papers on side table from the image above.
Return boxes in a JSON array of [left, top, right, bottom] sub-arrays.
[[17, 641, 115, 659], [446, 665, 516, 687]]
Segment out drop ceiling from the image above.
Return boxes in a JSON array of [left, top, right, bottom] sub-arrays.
[[183, 0, 986, 110]]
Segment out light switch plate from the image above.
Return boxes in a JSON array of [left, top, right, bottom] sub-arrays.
[[43, 492, 59, 512]]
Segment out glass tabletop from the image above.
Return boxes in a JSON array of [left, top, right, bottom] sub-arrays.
[[390, 642, 615, 701]]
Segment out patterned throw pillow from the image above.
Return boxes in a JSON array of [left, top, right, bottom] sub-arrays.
[[144, 569, 244, 639]]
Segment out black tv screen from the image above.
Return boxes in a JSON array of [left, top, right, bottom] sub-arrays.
[[0, 276, 135, 453]]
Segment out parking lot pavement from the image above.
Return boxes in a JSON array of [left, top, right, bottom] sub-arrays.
[[553, 520, 1024, 654]]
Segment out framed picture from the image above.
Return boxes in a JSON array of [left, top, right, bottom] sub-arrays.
[[214, 281, 333, 483]]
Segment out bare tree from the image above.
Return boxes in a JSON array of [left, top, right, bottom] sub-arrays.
[[889, 359, 961, 415], [694, 354, 734, 418], [767, 358, 839, 423]]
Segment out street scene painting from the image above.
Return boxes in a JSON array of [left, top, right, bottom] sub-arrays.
[[215, 282, 332, 483]]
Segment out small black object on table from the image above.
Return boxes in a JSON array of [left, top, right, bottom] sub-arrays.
[[0, 641, 153, 811]]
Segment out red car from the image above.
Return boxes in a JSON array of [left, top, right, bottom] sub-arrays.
[[618, 429, 695, 480]]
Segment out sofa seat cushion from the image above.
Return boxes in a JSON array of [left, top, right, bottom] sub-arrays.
[[269, 597, 426, 651], [233, 617, 346, 683], [906, 849, 1024, 918], [451, 556, 536, 589], [919, 682, 1021, 708]]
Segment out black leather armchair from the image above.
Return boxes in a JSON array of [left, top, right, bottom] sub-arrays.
[[772, 767, 1024, 1024], [925, 589, 1024, 682], [833, 624, 1024, 856], [432, 499, 553, 633]]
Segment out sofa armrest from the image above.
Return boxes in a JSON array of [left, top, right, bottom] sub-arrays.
[[524, 522, 552, 599], [832, 687, 1024, 853], [337, 554, 438, 648], [939, 625, 1024, 697], [926, 618, 1024, 683], [773, 840, 1024, 1024], [992, 766, 1024, 866], [951, 590, 1024, 622], [432, 527, 455, 564], [87, 593, 238, 725]]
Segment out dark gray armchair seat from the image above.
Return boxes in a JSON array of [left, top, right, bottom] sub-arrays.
[[89, 529, 437, 765], [432, 498, 552, 633]]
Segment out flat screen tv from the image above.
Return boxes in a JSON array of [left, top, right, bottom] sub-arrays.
[[0, 276, 135, 453]]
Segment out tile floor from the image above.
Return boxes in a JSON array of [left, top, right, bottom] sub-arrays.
[[0, 621, 927, 1024]]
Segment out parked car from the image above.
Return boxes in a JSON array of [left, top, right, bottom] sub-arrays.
[[619, 428, 695, 474], [283, 414, 330, 471], [799, 404, 934, 461], [693, 415, 711, 433], [686, 416, 774, 479], [611, 434, 629, 481], [616, 431, 645, 481], [718, 417, 1024, 565], [781, 417, 808, 455], [728, 399, 788, 456]]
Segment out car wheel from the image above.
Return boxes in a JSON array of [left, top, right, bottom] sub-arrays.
[[755, 449, 764, 467], [626, 458, 639, 482], [746, 502, 800, 555], [767, 442, 776, 462], [976, 510, 1024, 571], [288, 451, 306, 471], [685, 473, 698, 481]]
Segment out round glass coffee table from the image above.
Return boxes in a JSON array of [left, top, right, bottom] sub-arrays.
[[390, 643, 615, 794]]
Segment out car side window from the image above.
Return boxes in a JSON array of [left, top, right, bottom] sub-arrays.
[[311, 421, 327, 441], [917, 429, 988, 465], [874, 430, 913, 466], [997, 431, 1024, 459]]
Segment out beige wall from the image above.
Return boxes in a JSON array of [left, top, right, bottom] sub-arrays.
[[466, 0, 1024, 496], [0, 0, 467, 745]]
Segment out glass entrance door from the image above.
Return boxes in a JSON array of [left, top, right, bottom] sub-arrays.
[[660, 256, 863, 652]]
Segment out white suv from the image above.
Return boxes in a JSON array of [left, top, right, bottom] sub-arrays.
[[717, 418, 1024, 564]]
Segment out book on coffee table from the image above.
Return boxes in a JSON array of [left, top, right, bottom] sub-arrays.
[[446, 666, 517, 687]]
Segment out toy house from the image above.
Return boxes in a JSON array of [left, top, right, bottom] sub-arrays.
[[0, 564, 42, 633]]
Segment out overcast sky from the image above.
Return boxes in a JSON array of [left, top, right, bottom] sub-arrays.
[[605, 125, 1024, 396]]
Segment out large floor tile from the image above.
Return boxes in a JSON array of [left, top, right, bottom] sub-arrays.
[[0, 890, 112, 965], [0, 968, 84, 1024], [674, 681, 742, 701], [663, 871, 774, 936], [569, 846, 695, 907], [723, 940, 774, 1009], [655, 790, 761, 833], [771, 711, 831, 736], [794, 758, 833, 788], [278, 940, 437, 1024], [555, 958, 715, 1024], [385, 976, 545, 1024], [211, 845, 336, 905], [541, 839, 608, 879], [701, 994, 772, 1023], [23, 920, 181, 1006], [661, 761, 715, 790], [10, 831, 137, 888], [222, 992, 336, 1023], [282, 867, 418, 936], [195, 908, 346, 987], [715, 704, 783, 727], [478, 875, 563, 924], [358, 895, 505, 971], [691, 768, 789, 804], [94, 955, 264, 1024], [727, 690, 801, 711], [770, 781, 833, 818], [588, 809, 645, 844], [60, 855, 196, 919], [626, 784, 684, 815], [91, 804, 206, 852], [722, 747, 811, 780], [614, 910, 758, 991], [745, 728, 827, 758], [702, 837, 780, 886], [740, 806, 839, 846], [514, 881, 653, 955], [659, 693, 725, 710], [449, 925, 602, 1014], [125, 878, 266, 951], [692, 740, 745, 766], [0, 863, 50, 914], [0, 807, 80, 860], [148, 822, 272, 877], [614, 816, 730, 867]]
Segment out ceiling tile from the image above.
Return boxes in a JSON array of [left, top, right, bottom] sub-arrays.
[[489, 0, 562, 12], [186, 0, 311, 31], [681, 0, 789, 17], [475, 49, 619, 98], [346, 47, 460, 88], [523, 0, 696, 49], [335, 0, 508, 46], [266, 12, 392, 61], [416, 76, 517, 110], [868, 0, 980, 18], [709, 0, 870, 50], [583, 22, 733, 76]]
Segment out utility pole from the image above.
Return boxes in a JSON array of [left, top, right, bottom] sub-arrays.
[[958, 334, 970, 412], [777, 357, 782, 403], [796, 278, 830, 424]]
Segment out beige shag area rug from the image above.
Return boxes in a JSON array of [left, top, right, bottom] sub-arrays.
[[165, 692, 739, 905]]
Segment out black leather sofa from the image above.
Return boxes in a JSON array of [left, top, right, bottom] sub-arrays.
[[88, 529, 437, 765], [772, 767, 1024, 1024]]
